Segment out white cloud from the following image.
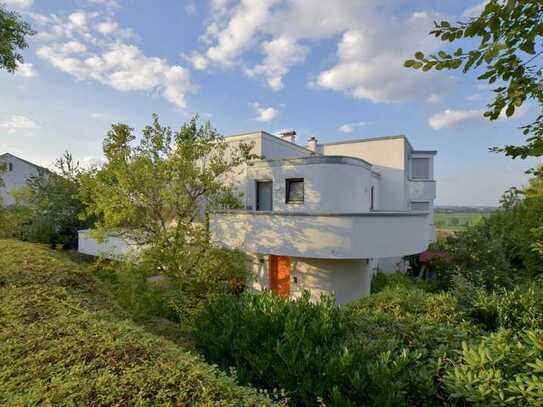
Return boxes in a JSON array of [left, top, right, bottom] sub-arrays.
[[466, 93, 482, 101], [0, 115, 40, 134], [15, 62, 35, 78], [426, 94, 441, 104], [88, 0, 119, 8], [184, 51, 209, 70], [189, 2, 447, 102], [32, 9, 193, 108], [3, 0, 33, 9], [337, 121, 368, 133], [429, 109, 482, 130], [245, 36, 308, 90], [252, 102, 279, 122], [184, 3, 197, 15]]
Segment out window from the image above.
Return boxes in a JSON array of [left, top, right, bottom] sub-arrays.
[[286, 178, 304, 203], [410, 158, 431, 179], [256, 181, 273, 211], [8, 163, 13, 172], [370, 186, 375, 211], [410, 202, 430, 211]]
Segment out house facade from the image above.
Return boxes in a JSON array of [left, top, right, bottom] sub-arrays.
[[0, 153, 43, 206], [78, 131, 436, 304], [209, 131, 436, 303]]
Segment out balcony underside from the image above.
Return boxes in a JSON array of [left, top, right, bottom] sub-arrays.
[[210, 210, 434, 259]]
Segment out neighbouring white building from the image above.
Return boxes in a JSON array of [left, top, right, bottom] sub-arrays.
[[78, 131, 437, 304], [0, 153, 43, 206], [209, 131, 436, 304]]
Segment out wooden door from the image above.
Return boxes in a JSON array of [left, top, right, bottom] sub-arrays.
[[269, 255, 290, 298]]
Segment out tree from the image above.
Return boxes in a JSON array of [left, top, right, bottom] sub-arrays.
[[0, 3, 34, 73], [80, 114, 257, 277], [19, 152, 93, 248], [405, 0, 543, 160]]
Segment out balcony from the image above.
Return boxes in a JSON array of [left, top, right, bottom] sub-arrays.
[[409, 179, 436, 202], [210, 210, 434, 259]]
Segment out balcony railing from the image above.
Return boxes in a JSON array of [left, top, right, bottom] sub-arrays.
[[210, 210, 434, 259]]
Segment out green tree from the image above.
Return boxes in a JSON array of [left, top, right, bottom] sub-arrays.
[[405, 0, 543, 160], [81, 115, 257, 321], [0, 3, 34, 72], [19, 152, 93, 248]]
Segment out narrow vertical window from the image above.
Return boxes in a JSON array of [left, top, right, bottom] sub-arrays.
[[370, 186, 375, 211], [8, 163, 13, 172], [286, 178, 304, 203]]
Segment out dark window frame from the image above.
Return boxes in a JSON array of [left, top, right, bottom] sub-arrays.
[[8, 163, 13, 172], [285, 178, 304, 204]]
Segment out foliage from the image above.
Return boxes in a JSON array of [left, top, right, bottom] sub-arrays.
[[465, 281, 543, 332], [435, 219, 513, 290], [444, 329, 543, 406], [16, 152, 93, 248], [0, 239, 278, 406], [405, 0, 543, 160], [195, 288, 479, 406], [0, 4, 34, 73], [0, 204, 32, 239], [370, 271, 432, 294], [81, 114, 256, 279]]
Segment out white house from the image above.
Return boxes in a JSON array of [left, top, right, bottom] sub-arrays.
[[209, 131, 436, 303], [78, 131, 436, 304], [0, 153, 43, 206]]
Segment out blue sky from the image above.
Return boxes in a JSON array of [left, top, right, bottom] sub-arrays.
[[1, 0, 540, 206]]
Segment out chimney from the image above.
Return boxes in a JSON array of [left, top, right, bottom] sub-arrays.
[[307, 136, 318, 152], [278, 130, 296, 144]]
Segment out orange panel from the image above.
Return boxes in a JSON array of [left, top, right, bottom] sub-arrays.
[[269, 255, 290, 298]]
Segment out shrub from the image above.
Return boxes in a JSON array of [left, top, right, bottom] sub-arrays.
[[444, 329, 543, 406], [0, 239, 278, 406], [370, 271, 433, 294], [195, 288, 479, 406], [194, 291, 350, 405], [0, 205, 32, 239], [467, 283, 543, 331]]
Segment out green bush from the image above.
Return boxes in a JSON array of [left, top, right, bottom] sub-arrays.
[[0, 205, 32, 239], [195, 288, 479, 406], [370, 271, 434, 294], [0, 239, 278, 406], [444, 329, 543, 406], [194, 291, 350, 405], [468, 283, 543, 331]]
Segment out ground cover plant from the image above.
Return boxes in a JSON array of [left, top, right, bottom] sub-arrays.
[[0, 239, 277, 406]]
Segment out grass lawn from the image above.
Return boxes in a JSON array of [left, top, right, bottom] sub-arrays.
[[0, 239, 276, 406], [434, 212, 489, 231]]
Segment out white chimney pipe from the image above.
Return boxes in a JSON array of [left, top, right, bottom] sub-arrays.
[[307, 136, 318, 152], [279, 130, 296, 144]]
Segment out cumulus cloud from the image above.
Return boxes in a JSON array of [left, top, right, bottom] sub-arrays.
[[429, 109, 482, 130], [0, 115, 40, 134], [252, 102, 279, 122], [337, 121, 368, 133], [245, 36, 308, 90], [32, 9, 192, 108], [3, 0, 33, 9], [429, 104, 530, 130], [189, 1, 446, 102]]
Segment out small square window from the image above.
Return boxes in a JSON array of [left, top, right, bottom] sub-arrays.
[[286, 178, 304, 203]]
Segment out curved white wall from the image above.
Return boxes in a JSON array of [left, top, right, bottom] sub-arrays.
[[210, 211, 433, 259], [244, 157, 379, 213]]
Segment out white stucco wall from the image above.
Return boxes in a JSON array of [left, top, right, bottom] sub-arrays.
[[0, 154, 41, 206], [244, 157, 378, 212], [319, 137, 408, 211], [78, 230, 135, 259], [247, 253, 371, 304]]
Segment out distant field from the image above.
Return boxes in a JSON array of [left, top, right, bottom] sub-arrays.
[[434, 212, 490, 231]]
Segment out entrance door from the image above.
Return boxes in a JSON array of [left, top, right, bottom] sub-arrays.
[[256, 181, 273, 211], [269, 255, 290, 298]]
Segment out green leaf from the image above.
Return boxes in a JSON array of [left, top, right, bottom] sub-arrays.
[[415, 51, 425, 60]]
